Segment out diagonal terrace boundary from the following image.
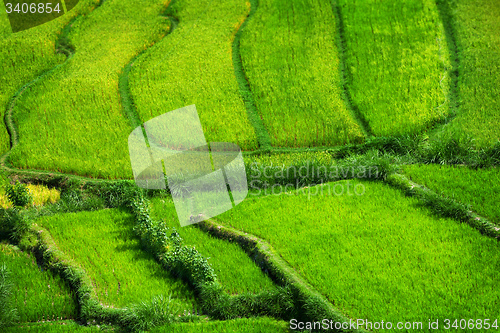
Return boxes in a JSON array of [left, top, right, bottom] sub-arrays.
[[330, 0, 373, 139], [385, 173, 500, 240], [196, 218, 369, 333], [232, 0, 273, 152]]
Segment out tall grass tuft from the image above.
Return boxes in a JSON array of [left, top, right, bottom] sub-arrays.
[[0, 263, 18, 328], [0, 208, 30, 244], [120, 294, 179, 332]]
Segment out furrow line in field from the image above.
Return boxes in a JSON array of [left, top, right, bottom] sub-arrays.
[[232, 0, 272, 152], [430, 0, 461, 130], [331, 1, 373, 138], [119, 2, 179, 130]]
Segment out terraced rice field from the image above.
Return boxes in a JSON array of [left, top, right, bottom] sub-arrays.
[[215, 180, 500, 328], [0, 0, 97, 155], [129, 0, 259, 150], [402, 164, 500, 223], [0, 0, 499, 331], [37, 209, 196, 309], [8, 0, 169, 178], [0, 243, 77, 322], [239, 0, 364, 147], [338, 0, 450, 137]]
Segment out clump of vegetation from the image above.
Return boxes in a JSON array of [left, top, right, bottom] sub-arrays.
[[120, 294, 180, 332], [0, 184, 60, 209], [5, 181, 33, 208]]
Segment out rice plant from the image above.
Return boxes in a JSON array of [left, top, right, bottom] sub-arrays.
[[337, 0, 450, 137], [240, 0, 364, 147], [435, 0, 500, 147]]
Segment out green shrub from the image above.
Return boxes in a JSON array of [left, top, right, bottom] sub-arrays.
[[198, 283, 294, 320], [159, 239, 216, 287], [0, 208, 30, 243], [128, 194, 217, 287], [5, 181, 33, 208]]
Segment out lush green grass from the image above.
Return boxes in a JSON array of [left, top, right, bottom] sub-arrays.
[[9, 0, 169, 178], [152, 318, 290, 332], [402, 164, 500, 223], [240, 0, 364, 147], [215, 180, 500, 330], [4, 321, 101, 332], [436, 0, 500, 147], [0, 0, 98, 156], [0, 242, 77, 322], [37, 209, 197, 309], [130, 0, 259, 150], [338, 0, 450, 136], [149, 197, 277, 295]]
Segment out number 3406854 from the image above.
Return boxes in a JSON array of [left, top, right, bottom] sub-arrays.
[[5, 3, 61, 14]]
